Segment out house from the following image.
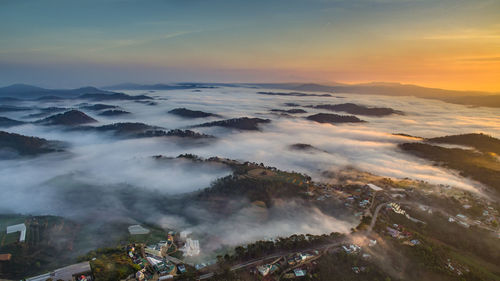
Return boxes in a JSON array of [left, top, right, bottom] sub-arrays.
[[177, 264, 186, 274], [342, 244, 361, 254], [145, 246, 162, 257], [0, 253, 12, 261], [366, 183, 383, 191], [386, 227, 400, 238], [182, 238, 200, 256], [294, 268, 306, 277], [136, 270, 145, 281], [257, 264, 272, 276], [359, 199, 370, 207], [6, 223, 26, 242], [410, 239, 420, 246]]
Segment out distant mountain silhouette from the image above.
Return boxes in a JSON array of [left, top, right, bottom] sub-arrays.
[[77, 93, 152, 101], [103, 83, 219, 90], [253, 82, 500, 108], [0, 84, 116, 99], [257, 91, 332, 97], [0, 116, 26, 127], [0, 105, 31, 113]]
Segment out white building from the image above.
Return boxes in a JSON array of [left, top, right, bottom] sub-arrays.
[[128, 224, 150, 235], [6, 223, 26, 242], [182, 238, 200, 256], [366, 183, 383, 191]]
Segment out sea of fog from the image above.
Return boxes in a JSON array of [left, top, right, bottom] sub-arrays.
[[1, 86, 499, 256]]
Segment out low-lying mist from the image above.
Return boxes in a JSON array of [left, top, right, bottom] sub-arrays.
[[1, 86, 499, 257]]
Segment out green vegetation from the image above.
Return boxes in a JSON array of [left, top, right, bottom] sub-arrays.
[[427, 133, 500, 154], [375, 209, 500, 281], [314, 251, 396, 281], [399, 142, 500, 192], [81, 247, 140, 281], [0, 215, 79, 279], [0, 130, 62, 156], [199, 175, 307, 207]]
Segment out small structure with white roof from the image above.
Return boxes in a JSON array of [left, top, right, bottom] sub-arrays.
[[6, 223, 26, 242]]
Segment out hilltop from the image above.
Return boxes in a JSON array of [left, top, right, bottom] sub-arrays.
[[0, 131, 62, 156], [37, 110, 97, 126], [399, 133, 500, 193], [306, 113, 365, 124], [168, 108, 220, 118], [193, 117, 271, 131], [310, 103, 403, 116]]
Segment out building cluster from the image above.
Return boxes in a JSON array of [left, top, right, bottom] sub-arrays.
[[386, 224, 412, 240], [342, 244, 361, 254], [126, 230, 192, 281], [251, 251, 319, 279]]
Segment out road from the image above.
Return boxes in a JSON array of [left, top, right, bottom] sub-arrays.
[[369, 203, 387, 233], [197, 239, 348, 280], [198, 201, 391, 280]]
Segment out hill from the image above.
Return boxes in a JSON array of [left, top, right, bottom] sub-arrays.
[[76, 122, 159, 136], [37, 110, 97, 126], [0, 131, 62, 156], [80, 104, 118, 111], [0, 117, 25, 128], [0, 105, 31, 113], [98, 109, 131, 116], [270, 109, 307, 114], [77, 93, 152, 101], [399, 135, 500, 193], [306, 113, 365, 124], [427, 133, 500, 154], [193, 117, 271, 131], [311, 103, 403, 116], [168, 108, 220, 118]]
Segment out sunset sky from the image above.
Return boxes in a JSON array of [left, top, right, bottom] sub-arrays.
[[0, 0, 499, 91]]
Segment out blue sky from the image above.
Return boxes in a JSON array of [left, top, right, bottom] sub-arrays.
[[0, 0, 499, 90]]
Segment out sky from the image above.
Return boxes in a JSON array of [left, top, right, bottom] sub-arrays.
[[0, 0, 499, 91]]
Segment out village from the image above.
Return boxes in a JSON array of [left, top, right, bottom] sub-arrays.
[[1, 163, 499, 280]]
